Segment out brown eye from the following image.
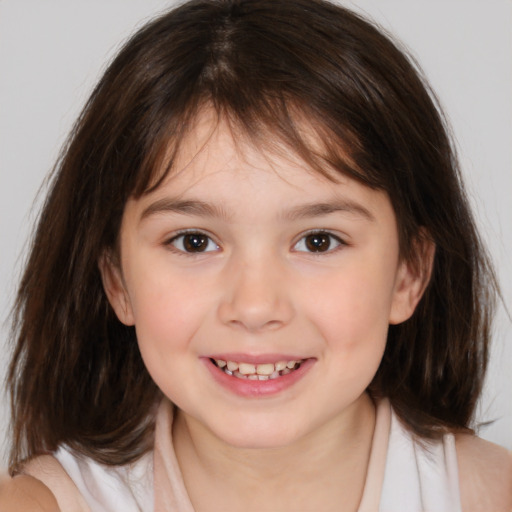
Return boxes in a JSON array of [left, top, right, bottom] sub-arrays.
[[184, 234, 208, 252], [305, 233, 331, 252], [170, 232, 219, 253], [294, 232, 343, 253]]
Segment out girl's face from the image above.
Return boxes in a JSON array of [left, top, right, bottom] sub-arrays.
[[102, 112, 428, 449]]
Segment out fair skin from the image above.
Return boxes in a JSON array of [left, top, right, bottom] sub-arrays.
[[2, 113, 510, 511], [2, 447, 510, 511], [0, 473, 59, 512], [100, 112, 431, 511]]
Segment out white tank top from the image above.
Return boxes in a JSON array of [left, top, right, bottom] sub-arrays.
[[27, 398, 462, 511]]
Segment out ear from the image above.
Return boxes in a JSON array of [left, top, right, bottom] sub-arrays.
[[389, 233, 435, 325], [98, 252, 135, 326]]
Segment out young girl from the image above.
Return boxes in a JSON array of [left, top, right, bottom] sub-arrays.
[[1, 0, 510, 510]]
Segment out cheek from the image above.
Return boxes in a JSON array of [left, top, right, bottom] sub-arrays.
[[300, 257, 396, 390], [124, 262, 206, 359], [305, 262, 396, 345], [129, 279, 203, 402]]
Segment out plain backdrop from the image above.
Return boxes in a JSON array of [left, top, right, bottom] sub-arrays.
[[1, 0, 511, 468]]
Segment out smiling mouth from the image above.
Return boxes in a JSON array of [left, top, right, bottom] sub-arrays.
[[211, 359, 304, 380]]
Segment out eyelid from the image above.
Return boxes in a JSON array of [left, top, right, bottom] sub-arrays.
[[292, 229, 347, 254], [165, 229, 221, 255]]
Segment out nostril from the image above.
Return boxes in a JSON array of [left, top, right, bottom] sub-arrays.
[[233, 318, 285, 333]]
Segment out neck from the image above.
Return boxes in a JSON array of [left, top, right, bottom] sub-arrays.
[[172, 393, 376, 512]]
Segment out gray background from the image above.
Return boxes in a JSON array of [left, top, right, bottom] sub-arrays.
[[1, 0, 511, 468]]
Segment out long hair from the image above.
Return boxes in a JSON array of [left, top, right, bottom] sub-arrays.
[[8, 0, 497, 472]]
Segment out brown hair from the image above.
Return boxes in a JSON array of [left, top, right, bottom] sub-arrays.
[[8, 0, 497, 472]]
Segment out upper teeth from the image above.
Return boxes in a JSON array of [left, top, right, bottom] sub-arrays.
[[215, 359, 301, 376]]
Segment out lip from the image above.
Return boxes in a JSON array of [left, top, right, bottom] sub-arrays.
[[202, 355, 315, 398]]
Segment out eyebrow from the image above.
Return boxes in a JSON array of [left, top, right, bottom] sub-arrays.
[[140, 198, 231, 222], [282, 200, 375, 222], [140, 197, 375, 223]]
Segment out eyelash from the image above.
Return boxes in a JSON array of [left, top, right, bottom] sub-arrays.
[[166, 230, 220, 255], [292, 230, 346, 254], [165, 229, 346, 255]]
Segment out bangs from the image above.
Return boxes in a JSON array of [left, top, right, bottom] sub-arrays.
[[120, 0, 396, 199], [133, 93, 380, 199]]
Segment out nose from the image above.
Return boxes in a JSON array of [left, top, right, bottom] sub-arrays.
[[217, 254, 295, 333]]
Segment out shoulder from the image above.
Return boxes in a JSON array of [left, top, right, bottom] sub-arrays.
[[0, 473, 60, 511], [456, 433, 512, 512]]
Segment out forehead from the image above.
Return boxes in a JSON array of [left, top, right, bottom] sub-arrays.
[[149, 108, 349, 195], [145, 103, 358, 192], [125, 110, 396, 228]]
